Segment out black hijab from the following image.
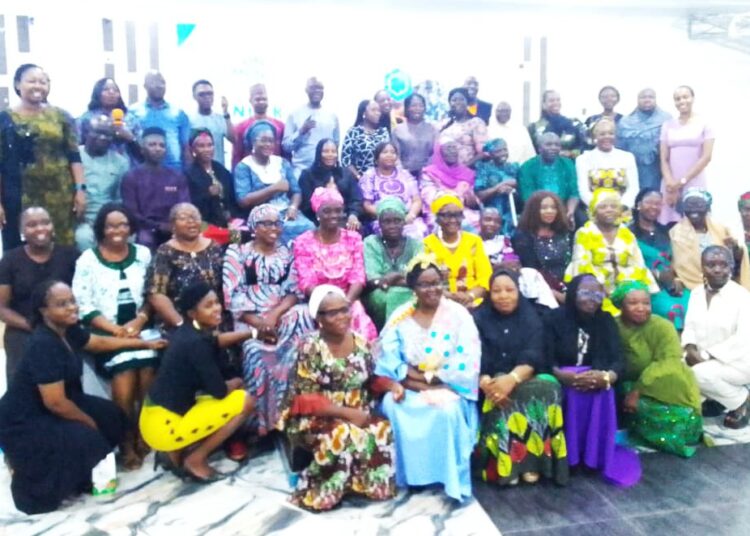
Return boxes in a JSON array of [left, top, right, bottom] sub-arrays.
[[544, 274, 624, 376], [473, 269, 546, 376]]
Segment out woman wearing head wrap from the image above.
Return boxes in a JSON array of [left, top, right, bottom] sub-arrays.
[[545, 274, 641, 487], [283, 284, 397, 511], [437, 87, 488, 167], [233, 120, 315, 244], [185, 128, 241, 228], [740, 192, 750, 257], [565, 188, 659, 315], [423, 194, 492, 308], [292, 188, 377, 341], [298, 138, 363, 228], [669, 188, 750, 290], [223, 204, 316, 436], [375, 253, 481, 501], [575, 118, 639, 210], [140, 282, 256, 481], [363, 198, 424, 328], [360, 141, 428, 239], [528, 89, 586, 159], [612, 280, 702, 457], [473, 269, 568, 487], [420, 138, 481, 232], [474, 138, 520, 236]]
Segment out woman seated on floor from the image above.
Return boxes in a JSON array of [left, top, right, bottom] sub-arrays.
[[613, 281, 702, 457], [546, 274, 641, 487], [423, 194, 492, 309], [670, 188, 750, 291], [683, 246, 750, 429], [473, 269, 568, 487], [223, 204, 315, 437], [282, 285, 398, 511], [0, 280, 164, 515], [565, 188, 658, 315], [629, 188, 690, 329], [363, 198, 424, 329], [375, 254, 481, 502], [139, 282, 256, 482]]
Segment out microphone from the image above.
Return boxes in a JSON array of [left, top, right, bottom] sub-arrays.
[[111, 108, 124, 127]]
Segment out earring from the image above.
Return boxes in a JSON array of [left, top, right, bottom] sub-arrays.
[[192, 319, 201, 330], [192, 153, 196, 158]]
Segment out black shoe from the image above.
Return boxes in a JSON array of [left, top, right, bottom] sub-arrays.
[[702, 400, 725, 418], [182, 465, 226, 484]]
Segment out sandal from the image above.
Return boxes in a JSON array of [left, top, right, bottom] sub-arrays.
[[521, 472, 540, 484], [182, 464, 226, 484], [724, 395, 750, 429], [154, 452, 185, 478]]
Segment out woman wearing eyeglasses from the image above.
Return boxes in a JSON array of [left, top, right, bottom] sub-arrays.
[[223, 204, 315, 437], [545, 274, 641, 487], [565, 188, 658, 315], [375, 254, 481, 502], [146, 203, 224, 330], [423, 194, 492, 308], [283, 285, 397, 511], [293, 187, 377, 341]]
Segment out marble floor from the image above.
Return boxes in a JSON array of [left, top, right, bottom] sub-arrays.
[[2, 338, 750, 536]]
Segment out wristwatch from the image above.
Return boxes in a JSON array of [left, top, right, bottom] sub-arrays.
[[223, 113, 231, 119], [73, 183, 87, 192]]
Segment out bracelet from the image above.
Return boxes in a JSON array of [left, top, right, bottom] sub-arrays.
[[603, 371, 611, 391], [223, 113, 231, 119], [175, 320, 184, 327], [509, 371, 522, 384], [137, 311, 149, 321]]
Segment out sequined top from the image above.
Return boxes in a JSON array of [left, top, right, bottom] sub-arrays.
[[511, 229, 572, 291]]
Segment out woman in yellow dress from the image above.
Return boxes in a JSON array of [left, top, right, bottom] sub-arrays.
[[423, 194, 492, 308], [565, 188, 658, 315]]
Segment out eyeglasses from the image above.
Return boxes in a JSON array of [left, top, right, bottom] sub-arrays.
[[317, 305, 350, 318], [255, 220, 283, 228], [437, 211, 463, 220], [175, 214, 201, 223], [577, 289, 605, 302]]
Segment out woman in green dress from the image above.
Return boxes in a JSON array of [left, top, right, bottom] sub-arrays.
[[629, 188, 690, 329], [0, 64, 85, 250], [363, 198, 423, 328], [613, 280, 703, 457]]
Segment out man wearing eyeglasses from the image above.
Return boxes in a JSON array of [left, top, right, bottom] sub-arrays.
[[189, 79, 235, 165]]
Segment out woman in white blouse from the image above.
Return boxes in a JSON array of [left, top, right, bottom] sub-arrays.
[[683, 245, 750, 429], [576, 119, 638, 210], [72, 203, 157, 469]]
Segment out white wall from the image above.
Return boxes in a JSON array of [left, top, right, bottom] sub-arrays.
[[1, 1, 747, 232]]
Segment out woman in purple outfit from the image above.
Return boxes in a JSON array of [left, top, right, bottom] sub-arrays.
[[544, 274, 641, 487]]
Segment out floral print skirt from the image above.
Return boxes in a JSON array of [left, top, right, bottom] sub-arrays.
[[289, 416, 396, 511], [473, 376, 569, 485]]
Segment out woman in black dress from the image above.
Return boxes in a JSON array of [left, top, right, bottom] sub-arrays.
[[0, 280, 165, 514], [0, 207, 78, 383], [511, 191, 573, 305]]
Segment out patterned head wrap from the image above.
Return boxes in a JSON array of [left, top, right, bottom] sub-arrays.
[[308, 284, 347, 318], [682, 188, 712, 208], [376, 197, 407, 218], [482, 138, 507, 153], [739, 191, 750, 209], [588, 187, 622, 220], [244, 120, 277, 149], [310, 186, 344, 213], [610, 280, 650, 309], [189, 128, 213, 146], [430, 193, 464, 215], [247, 203, 280, 230]]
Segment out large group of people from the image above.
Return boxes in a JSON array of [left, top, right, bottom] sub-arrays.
[[1, 63, 749, 517]]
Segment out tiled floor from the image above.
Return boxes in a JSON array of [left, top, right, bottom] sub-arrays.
[[474, 442, 750, 535]]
